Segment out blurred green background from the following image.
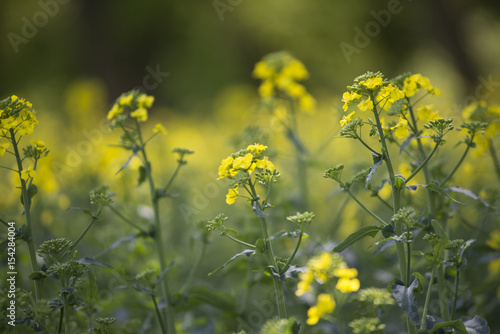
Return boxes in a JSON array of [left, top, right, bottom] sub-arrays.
[[1, 0, 500, 332]]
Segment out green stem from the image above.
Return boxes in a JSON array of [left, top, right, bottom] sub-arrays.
[[441, 139, 473, 187], [279, 229, 303, 275], [136, 123, 176, 334], [405, 142, 440, 185], [355, 133, 381, 156], [179, 241, 207, 294], [57, 308, 64, 334], [108, 205, 148, 234], [344, 188, 387, 226], [63, 294, 70, 334], [72, 218, 97, 251], [152, 295, 168, 334], [376, 195, 393, 210], [420, 266, 437, 330], [488, 139, 500, 183], [163, 160, 184, 193], [451, 269, 460, 320], [226, 234, 256, 249], [259, 216, 287, 319], [10, 129, 41, 301], [0, 216, 9, 227]]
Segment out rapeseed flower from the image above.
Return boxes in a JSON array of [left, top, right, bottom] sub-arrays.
[[340, 111, 356, 127], [391, 116, 410, 138], [306, 294, 335, 325]]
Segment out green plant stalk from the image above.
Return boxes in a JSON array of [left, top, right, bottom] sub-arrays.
[[404, 142, 440, 185], [407, 104, 449, 321], [179, 240, 207, 295], [136, 124, 176, 334], [152, 295, 168, 334], [372, 96, 416, 334], [279, 228, 303, 275], [488, 139, 500, 183], [108, 205, 148, 234], [420, 266, 437, 330], [451, 269, 460, 320], [259, 216, 287, 319], [344, 188, 387, 226], [441, 134, 474, 187], [10, 129, 41, 301], [63, 293, 70, 334], [72, 218, 97, 251], [226, 233, 256, 249], [355, 133, 381, 156], [57, 308, 64, 334]]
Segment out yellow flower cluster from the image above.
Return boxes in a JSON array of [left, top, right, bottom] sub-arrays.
[[403, 74, 441, 97], [107, 91, 155, 123], [253, 52, 315, 112], [217, 144, 275, 205], [295, 252, 360, 326], [0, 95, 38, 139], [462, 101, 500, 155]]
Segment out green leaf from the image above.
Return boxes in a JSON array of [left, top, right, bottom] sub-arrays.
[[391, 277, 421, 326], [280, 265, 307, 280], [115, 153, 137, 175], [422, 315, 489, 334], [332, 225, 381, 253], [155, 261, 174, 286], [208, 249, 256, 276], [411, 272, 425, 294], [29, 271, 47, 281], [406, 183, 464, 205], [447, 186, 492, 208], [77, 257, 113, 268], [462, 315, 490, 334], [366, 153, 383, 183], [270, 230, 307, 240], [132, 283, 155, 296], [251, 200, 265, 218], [431, 220, 450, 245], [137, 165, 146, 185], [255, 239, 265, 254], [20, 184, 38, 207], [178, 285, 236, 313]]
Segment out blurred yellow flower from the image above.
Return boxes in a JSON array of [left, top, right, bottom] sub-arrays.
[[226, 185, 238, 205], [378, 181, 392, 200], [0, 142, 10, 156], [153, 123, 167, 135], [253, 61, 274, 79], [296, 271, 314, 297], [357, 98, 373, 112], [232, 153, 253, 170], [137, 94, 155, 108], [360, 76, 383, 90], [21, 164, 37, 180], [336, 277, 360, 293], [391, 116, 409, 138], [300, 94, 316, 112], [306, 294, 335, 325], [258, 80, 274, 98], [119, 93, 134, 106], [487, 231, 500, 250], [342, 91, 361, 111], [287, 82, 306, 98], [340, 111, 355, 127], [282, 60, 309, 80], [403, 74, 440, 97], [130, 107, 148, 122], [217, 156, 234, 180], [417, 104, 439, 122], [333, 267, 358, 279], [247, 143, 267, 154], [107, 104, 123, 120]]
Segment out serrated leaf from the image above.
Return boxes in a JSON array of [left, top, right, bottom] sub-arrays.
[[77, 257, 113, 268], [208, 249, 256, 276], [391, 277, 421, 326], [366, 153, 383, 183], [447, 186, 492, 208], [332, 225, 381, 253]]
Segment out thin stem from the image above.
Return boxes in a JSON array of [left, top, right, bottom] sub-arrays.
[[355, 134, 381, 156], [108, 205, 148, 234], [344, 188, 387, 226], [225, 234, 256, 249], [57, 308, 64, 334], [163, 161, 184, 193], [441, 140, 473, 187], [488, 139, 500, 183], [405, 142, 440, 184], [420, 267, 437, 330], [136, 121, 176, 334], [279, 229, 303, 275], [72, 218, 97, 251], [64, 294, 70, 334], [152, 295, 168, 334], [406, 241, 411, 289], [451, 269, 460, 320], [10, 129, 41, 301], [376, 195, 393, 210], [179, 241, 207, 295], [0, 216, 9, 227]]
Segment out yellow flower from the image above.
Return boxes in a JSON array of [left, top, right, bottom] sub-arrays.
[[300, 94, 315, 112], [340, 111, 356, 127], [282, 60, 309, 80], [341, 91, 361, 111], [232, 153, 253, 170], [391, 116, 409, 138], [357, 98, 374, 111], [287, 82, 306, 98], [217, 156, 234, 180], [360, 76, 383, 90], [107, 104, 123, 120], [258, 80, 274, 98], [306, 294, 335, 325], [226, 185, 239, 205], [253, 61, 274, 79], [485, 122, 500, 139], [417, 104, 439, 122], [247, 144, 267, 155], [130, 107, 148, 122], [399, 163, 412, 179], [336, 277, 360, 293], [403, 74, 440, 97], [0, 142, 10, 156], [21, 164, 37, 180], [255, 156, 275, 171], [489, 258, 500, 275], [30, 139, 46, 150], [137, 94, 155, 108], [153, 123, 167, 135], [296, 271, 314, 297], [333, 267, 358, 279], [307, 252, 334, 282], [378, 181, 391, 200], [118, 93, 134, 106]]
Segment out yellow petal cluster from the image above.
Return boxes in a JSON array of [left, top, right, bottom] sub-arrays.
[[403, 74, 441, 97], [306, 294, 335, 325]]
